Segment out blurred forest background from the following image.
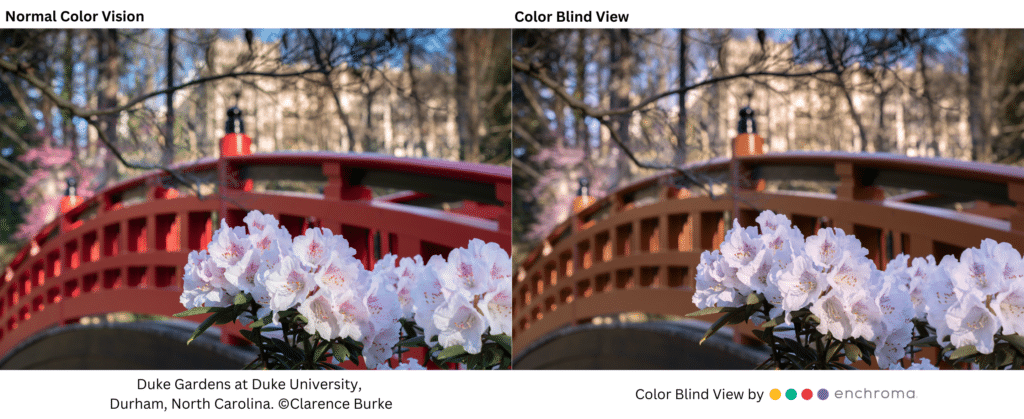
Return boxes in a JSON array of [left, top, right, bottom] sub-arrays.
[[513, 29, 1024, 261], [0, 28, 511, 264]]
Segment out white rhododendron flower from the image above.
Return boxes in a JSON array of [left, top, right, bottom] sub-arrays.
[[924, 255, 959, 340], [265, 256, 314, 313], [721, 220, 763, 268], [874, 324, 912, 369], [412, 255, 448, 342], [440, 246, 490, 298], [946, 293, 999, 354], [394, 255, 425, 318], [692, 250, 745, 309], [292, 227, 336, 268], [362, 280, 402, 368], [243, 210, 279, 235], [208, 220, 251, 269], [298, 290, 342, 340], [847, 291, 884, 341], [826, 251, 875, 297], [906, 255, 937, 319], [777, 256, 826, 319], [314, 250, 362, 295], [995, 280, 1024, 336], [810, 292, 853, 339], [180, 250, 233, 309], [951, 247, 1002, 299], [434, 293, 487, 354]]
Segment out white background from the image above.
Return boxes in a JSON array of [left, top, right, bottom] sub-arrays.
[[2, 1, 1023, 417]]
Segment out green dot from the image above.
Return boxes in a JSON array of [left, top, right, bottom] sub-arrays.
[[786, 389, 797, 400]]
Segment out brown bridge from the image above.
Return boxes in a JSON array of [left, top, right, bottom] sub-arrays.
[[513, 145, 1024, 368]]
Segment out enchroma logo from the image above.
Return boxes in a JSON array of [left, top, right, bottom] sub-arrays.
[[833, 389, 917, 399]]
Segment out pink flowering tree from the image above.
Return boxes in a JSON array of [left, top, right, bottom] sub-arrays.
[[14, 140, 98, 240], [175, 210, 512, 370]]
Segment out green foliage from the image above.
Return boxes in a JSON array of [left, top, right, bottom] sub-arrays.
[[690, 294, 884, 370]]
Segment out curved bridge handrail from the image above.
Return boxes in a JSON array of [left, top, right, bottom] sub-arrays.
[[523, 151, 1024, 272], [11, 152, 512, 274]]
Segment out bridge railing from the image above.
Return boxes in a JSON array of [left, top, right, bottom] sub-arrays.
[[1, 152, 511, 357], [513, 151, 1024, 352]]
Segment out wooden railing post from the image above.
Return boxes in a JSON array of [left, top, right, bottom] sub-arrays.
[[1010, 182, 1024, 234]]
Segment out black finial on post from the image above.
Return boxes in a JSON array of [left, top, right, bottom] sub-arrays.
[[577, 177, 590, 197], [65, 177, 77, 197], [226, 106, 244, 134], [738, 106, 757, 135]]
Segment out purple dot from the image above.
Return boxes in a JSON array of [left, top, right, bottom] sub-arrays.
[[817, 389, 829, 400]]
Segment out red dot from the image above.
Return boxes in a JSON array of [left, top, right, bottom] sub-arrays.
[[801, 389, 813, 400]]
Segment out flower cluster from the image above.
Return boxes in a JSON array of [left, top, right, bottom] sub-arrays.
[[693, 211, 915, 368], [179, 210, 511, 369], [903, 239, 1024, 356], [694, 210, 1024, 369]]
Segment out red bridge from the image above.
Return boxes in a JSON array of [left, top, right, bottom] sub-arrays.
[[513, 122, 1024, 369], [0, 129, 511, 368]]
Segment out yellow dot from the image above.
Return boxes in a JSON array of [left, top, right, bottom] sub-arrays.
[[770, 389, 782, 400]]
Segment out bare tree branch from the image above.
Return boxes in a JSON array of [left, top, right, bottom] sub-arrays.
[[514, 58, 834, 119], [0, 58, 323, 118]]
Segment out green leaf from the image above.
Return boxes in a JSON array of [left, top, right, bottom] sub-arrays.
[[437, 345, 467, 360], [746, 292, 764, 306], [686, 306, 735, 317], [249, 314, 275, 329], [781, 337, 817, 361], [761, 314, 787, 328], [1001, 334, 1024, 353], [173, 306, 220, 318], [397, 335, 427, 348], [233, 292, 252, 306], [331, 341, 350, 362], [844, 343, 862, 363], [909, 335, 938, 347], [725, 309, 753, 325], [825, 341, 843, 362], [996, 344, 1014, 368], [186, 312, 221, 345], [213, 312, 239, 325], [490, 334, 512, 353], [781, 352, 807, 369], [270, 338, 304, 361], [238, 328, 257, 344], [699, 312, 735, 345], [312, 342, 330, 362], [949, 345, 979, 360]]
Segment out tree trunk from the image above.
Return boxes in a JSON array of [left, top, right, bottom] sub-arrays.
[[95, 29, 121, 185], [454, 29, 482, 162], [607, 29, 633, 182], [163, 29, 175, 167], [675, 28, 688, 165], [967, 29, 992, 162]]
